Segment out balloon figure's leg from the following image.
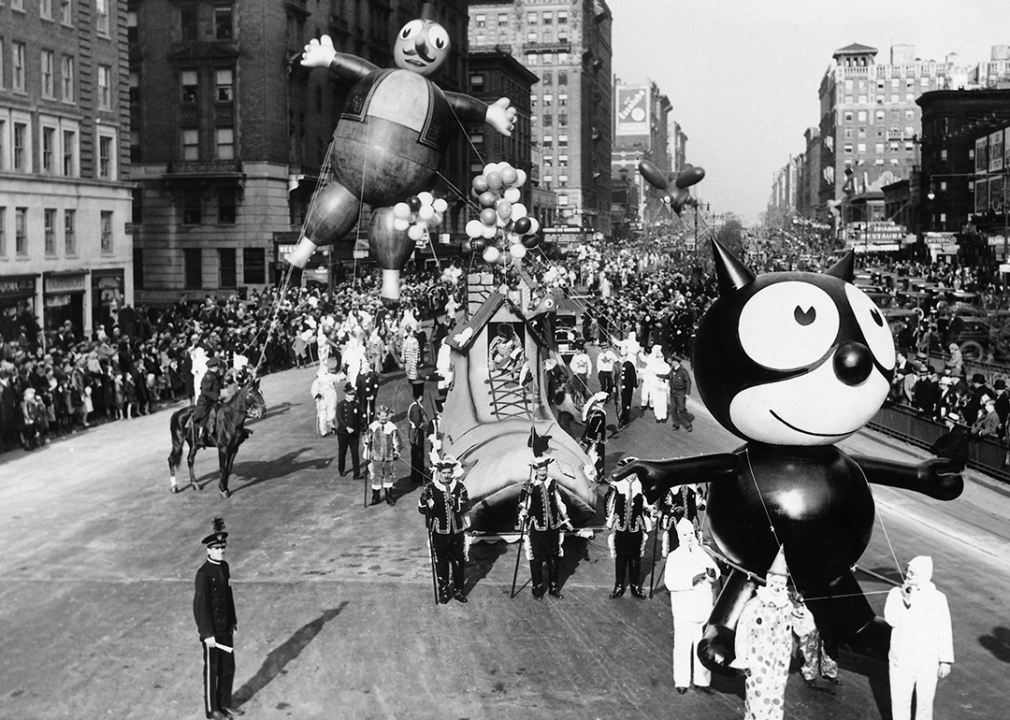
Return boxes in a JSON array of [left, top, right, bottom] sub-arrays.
[[699, 568, 759, 676], [805, 571, 891, 663], [288, 180, 361, 268]]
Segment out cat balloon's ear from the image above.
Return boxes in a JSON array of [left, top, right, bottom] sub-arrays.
[[824, 250, 856, 283], [711, 239, 755, 297]]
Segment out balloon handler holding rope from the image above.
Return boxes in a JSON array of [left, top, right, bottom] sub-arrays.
[[613, 240, 964, 674], [290, 4, 517, 305]]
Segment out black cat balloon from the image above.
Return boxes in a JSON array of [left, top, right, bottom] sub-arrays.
[[614, 240, 963, 673]]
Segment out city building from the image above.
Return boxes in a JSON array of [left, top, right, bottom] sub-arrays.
[[817, 43, 971, 223], [468, 0, 613, 242], [129, 0, 475, 302], [917, 88, 1010, 266], [465, 47, 542, 224], [611, 78, 672, 231], [1, 0, 133, 339]]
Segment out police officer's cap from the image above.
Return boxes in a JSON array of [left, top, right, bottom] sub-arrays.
[[202, 516, 228, 547], [206, 357, 222, 370]]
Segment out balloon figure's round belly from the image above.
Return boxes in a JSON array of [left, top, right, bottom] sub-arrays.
[[707, 444, 875, 588]]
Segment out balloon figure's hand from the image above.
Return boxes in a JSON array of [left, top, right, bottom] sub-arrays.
[[917, 457, 964, 500], [611, 457, 666, 504], [302, 35, 337, 68], [698, 624, 738, 677], [486, 98, 517, 136]]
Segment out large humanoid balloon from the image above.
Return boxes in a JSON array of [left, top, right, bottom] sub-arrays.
[[291, 10, 517, 304], [614, 241, 963, 674]]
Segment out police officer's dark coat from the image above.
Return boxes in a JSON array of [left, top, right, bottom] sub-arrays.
[[194, 559, 237, 643]]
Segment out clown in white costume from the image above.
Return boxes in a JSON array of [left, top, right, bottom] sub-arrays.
[[663, 518, 718, 694], [732, 548, 794, 720], [642, 345, 671, 422], [310, 365, 342, 436], [341, 335, 367, 389], [884, 555, 953, 720]]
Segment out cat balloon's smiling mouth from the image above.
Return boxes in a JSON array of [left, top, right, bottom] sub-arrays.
[[770, 410, 852, 438]]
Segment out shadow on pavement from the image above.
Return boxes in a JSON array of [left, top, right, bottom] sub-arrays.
[[260, 401, 293, 420], [222, 449, 333, 493], [980, 626, 1010, 663], [232, 602, 349, 709], [465, 539, 510, 595]]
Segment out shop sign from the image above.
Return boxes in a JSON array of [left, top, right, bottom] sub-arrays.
[[45, 274, 86, 294], [0, 275, 37, 298]]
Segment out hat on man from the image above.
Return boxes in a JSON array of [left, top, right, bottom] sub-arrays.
[[432, 454, 464, 478], [344, 382, 356, 394], [971, 372, 986, 385], [206, 357, 222, 370], [995, 378, 1006, 390], [767, 546, 789, 577], [201, 517, 228, 547], [581, 391, 609, 422]]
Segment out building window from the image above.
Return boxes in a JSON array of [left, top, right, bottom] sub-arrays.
[[40, 0, 52, 19], [96, 0, 108, 35], [543, 11, 553, 24], [543, 94, 552, 106], [42, 126, 56, 173], [558, 114, 567, 126], [214, 6, 233, 40], [469, 73, 484, 90], [99, 134, 113, 178], [498, 13, 508, 26], [558, 133, 568, 147], [61, 56, 74, 101], [61, 0, 72, 25], [844, 111, 853, 122], [182, 128, 199, 160], [98, 65, 112, 109], [844, 144, 853, 154], [181, 6, 197, 41], [475, 14, 485, 28], [15, 207, 28, 256], [558, 10, 568, 24], [62, 129, 77, 175], [13, 42, 26, 92], [243, 247, 265, 284], [183, 187, 202, 224], [215, 68, 233, 101], [527, 32, 537, 43], [527, 11, 537, 23], [184, 248, 203, 288], [44, 208, 57, 256], [181, 70, 198, 103], [542, 53, 553, 65], [13, 122, 28, 171], [215, 127, 234, 159], [219, 248, 236, 288], [0, 207, 5, 256], [857, 142, 866, 153], [526, 53, 538, 65], [542, 113, 552, 126], [12, 0, 25, 10], [218, 186, 236, 223], [559, 174, 568, 187], [129, 71, 139, 105], [100, 211, 113, 253], [64, 209, 76, 255], [134, 247, 144, 290], [875, 142, 884, 154], [844, 128, 853, 138]]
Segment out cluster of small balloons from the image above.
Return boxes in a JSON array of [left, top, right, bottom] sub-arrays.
[[464, 162, 542, 264], [393, 192, 449, 247]]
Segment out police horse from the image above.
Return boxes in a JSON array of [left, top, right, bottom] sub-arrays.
[[167, 377, 266, 497]]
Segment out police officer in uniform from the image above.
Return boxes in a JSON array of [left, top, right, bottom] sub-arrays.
[[419, 455, 470, 603], [518, 433, 573, 600], [336, 383, 362, 478], [193, 518, 242, 719]]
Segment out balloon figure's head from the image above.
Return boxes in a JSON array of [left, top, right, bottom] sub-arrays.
[[694, 241, 895, 447], [394, 18, 450, 76]]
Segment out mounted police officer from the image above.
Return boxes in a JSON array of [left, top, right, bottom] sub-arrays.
[[193, 357, 225, 444]]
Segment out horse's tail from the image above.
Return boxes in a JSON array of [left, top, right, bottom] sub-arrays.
[[168, 406, 192, 471]]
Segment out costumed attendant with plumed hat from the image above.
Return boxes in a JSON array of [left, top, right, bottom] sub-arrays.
[[580, 391, 609, 481], [605, 462, 654, 599], [731, 548, 794, 720], [363, 405, 401, 506], [517, 429, 573, 600], [419, 455, 471, 604], [664, 518, 718, 695], [193, 518, 243, 719]]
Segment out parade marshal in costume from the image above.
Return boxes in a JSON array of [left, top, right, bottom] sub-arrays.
[[605, 466, 653, 599], [518, 430, 573, 600], [193, 518, 242, 719], [419, 455, 471, 603]]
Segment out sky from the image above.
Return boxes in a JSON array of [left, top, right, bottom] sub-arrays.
[[610, 0, 1010, 226]]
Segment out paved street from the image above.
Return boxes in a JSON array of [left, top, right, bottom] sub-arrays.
[[2, 364, 1009, 720]]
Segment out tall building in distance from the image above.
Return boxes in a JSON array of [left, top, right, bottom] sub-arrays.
[[1, 0, 133, 338], [817, 43, 971, 220], [611, 78, 672, 230], [468, 0, 613, 239]]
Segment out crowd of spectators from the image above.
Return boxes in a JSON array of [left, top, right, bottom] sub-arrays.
[[0, 263, 463, 454]]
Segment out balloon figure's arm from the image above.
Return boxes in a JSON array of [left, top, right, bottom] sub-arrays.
[[301, 35, 377, 83], [611, 454, 740, 505], [444, 94, 516, 137], [853, 455, 963, 500]]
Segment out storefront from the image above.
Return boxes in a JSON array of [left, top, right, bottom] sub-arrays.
[[91, 269, 125, 337], [43, 271, 87, 337], [0, 274, 39, 343]]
